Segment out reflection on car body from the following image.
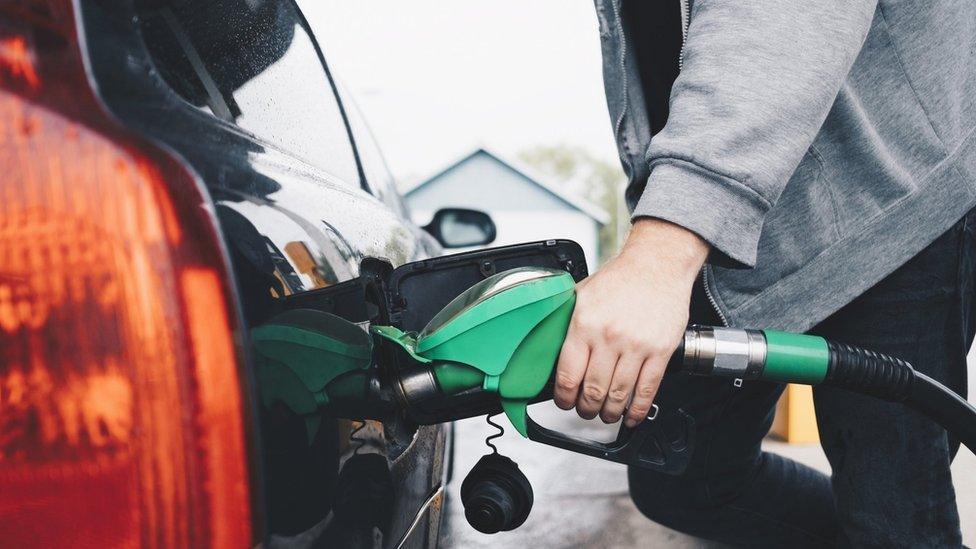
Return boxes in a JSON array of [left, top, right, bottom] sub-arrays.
[[77, 0, 455, 546]]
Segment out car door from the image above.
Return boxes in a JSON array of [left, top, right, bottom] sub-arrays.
[[76, 0, 447, 546]]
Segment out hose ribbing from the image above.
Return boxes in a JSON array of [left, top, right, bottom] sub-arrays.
[[823, 340, 976, 454], [824, 341, 916, 401]]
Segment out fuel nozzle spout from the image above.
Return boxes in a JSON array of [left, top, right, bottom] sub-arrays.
[[392, 362, 487, 408]]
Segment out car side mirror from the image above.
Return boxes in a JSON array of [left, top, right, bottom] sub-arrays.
[[422, 208, 497, 249]]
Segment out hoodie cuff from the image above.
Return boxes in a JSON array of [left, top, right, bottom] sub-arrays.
[[631, 159, 770, 268]]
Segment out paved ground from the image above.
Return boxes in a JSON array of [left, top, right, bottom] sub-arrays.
[[442, 373, 976, 548]]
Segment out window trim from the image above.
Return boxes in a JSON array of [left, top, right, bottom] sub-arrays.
[[289, 0, 370, 193]]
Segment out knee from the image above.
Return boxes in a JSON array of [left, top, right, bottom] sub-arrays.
[[627, 467, 713, 531]]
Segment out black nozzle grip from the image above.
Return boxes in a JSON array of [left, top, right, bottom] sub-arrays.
[[524, 405, 694, 474]]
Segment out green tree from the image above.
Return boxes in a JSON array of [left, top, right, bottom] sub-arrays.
[[519, 145, 626, 265]]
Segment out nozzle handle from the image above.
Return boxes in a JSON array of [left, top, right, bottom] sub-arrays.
[[524, 404, 694, 474]]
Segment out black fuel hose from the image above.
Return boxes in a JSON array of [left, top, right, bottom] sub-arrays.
[[821, 341, 976, 452], [677, 328, 976, 454], [908, 372, 976, 451]]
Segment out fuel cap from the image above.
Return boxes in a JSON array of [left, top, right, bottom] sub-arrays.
[[460, 453, 533, 534]]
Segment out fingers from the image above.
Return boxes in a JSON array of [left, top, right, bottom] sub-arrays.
[[554, 330, 589, 409], [624, 356, 666, 428], [600, 353, 644, 424], [575, 345, 618, 420]]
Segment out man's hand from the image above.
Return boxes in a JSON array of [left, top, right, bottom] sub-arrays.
[[554, 218, 709, 427]]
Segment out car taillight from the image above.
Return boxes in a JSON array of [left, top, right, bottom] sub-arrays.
[[0, 5, 253, 547]]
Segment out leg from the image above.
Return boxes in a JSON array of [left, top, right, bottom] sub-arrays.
[[810, 210, 975, 548], [629, 285, 837, 547]]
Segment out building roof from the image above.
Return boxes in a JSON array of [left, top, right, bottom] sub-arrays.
[[403, 147, 610, 225]]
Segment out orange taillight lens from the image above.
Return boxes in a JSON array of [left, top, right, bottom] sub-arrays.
[[0, 16, 253, 548]]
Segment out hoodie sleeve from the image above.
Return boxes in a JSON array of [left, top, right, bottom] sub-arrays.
[[632, 0, 879, 267]]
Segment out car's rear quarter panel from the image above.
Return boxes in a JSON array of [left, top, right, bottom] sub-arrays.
[[76, 0, 446, 546]]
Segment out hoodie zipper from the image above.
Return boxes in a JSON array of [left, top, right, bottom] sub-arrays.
[[610, 0, 629, 140], [701, 265, 729, 326], [678, 0, 690, 72], [703, 264, 740, 387]]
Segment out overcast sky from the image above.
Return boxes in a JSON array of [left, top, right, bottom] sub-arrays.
[[298, 1, 621, 186]]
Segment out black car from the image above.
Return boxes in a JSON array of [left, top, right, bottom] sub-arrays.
[[0, 0, 507, 546]]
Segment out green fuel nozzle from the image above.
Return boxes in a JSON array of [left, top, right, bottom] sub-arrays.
[[251, 264, 976, 472], [373, 267, 576, 437], [368, 267, 835, 440]]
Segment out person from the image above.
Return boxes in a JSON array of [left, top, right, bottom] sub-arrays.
[[554, 1, 976, 546]]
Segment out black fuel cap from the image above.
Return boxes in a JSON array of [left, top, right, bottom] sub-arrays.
[[460, 453, 533, 534]]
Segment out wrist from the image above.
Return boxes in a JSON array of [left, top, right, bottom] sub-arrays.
[[622, 218, 709, 278]]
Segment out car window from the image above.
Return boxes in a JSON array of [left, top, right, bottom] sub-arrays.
[[335, 81, 409, 218], [136, 0, 362, 187]]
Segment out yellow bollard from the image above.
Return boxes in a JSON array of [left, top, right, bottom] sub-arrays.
[[770, 384, 820, 443]]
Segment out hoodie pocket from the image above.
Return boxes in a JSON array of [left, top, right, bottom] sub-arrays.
[[814, 14, 947, 229], [711, 149, 839, 306]]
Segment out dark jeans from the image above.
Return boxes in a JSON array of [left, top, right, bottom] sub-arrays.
[[630, 210, 975, 548]]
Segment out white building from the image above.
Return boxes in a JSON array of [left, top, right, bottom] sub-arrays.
[[404, 148, 609, 269]]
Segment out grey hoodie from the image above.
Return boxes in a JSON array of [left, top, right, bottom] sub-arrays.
[[595, 0, 976, 332]]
